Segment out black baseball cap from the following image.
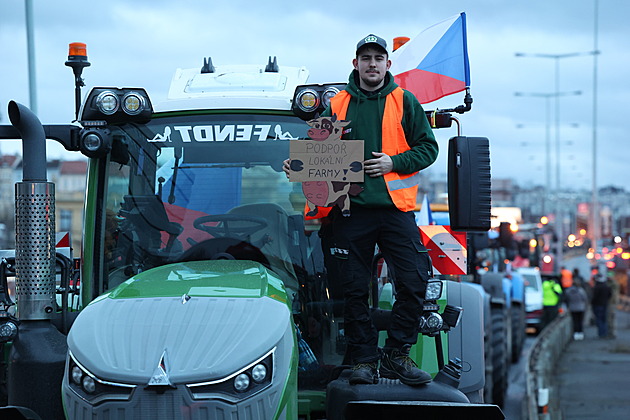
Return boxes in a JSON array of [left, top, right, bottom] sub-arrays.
[[356, 34, 388, 55]]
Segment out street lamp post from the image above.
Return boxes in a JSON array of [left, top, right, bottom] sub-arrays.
[[516, 50, 596, 270], [515, 92, 581, 203], [514, 90, 580, 270], [591, 0, 601, 255]]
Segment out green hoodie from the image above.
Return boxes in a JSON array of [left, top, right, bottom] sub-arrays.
[[323, 70, 438, 208]]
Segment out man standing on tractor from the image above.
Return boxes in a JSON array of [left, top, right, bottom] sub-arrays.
[[287, 34, 438, 386]]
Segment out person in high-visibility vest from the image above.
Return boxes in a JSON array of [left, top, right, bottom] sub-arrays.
[[560, 266, 573, 289], [285, 34, 438, 386], [542, 276, 563, 329]]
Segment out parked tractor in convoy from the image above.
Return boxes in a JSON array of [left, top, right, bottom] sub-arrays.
[[0, 44, 504, 419]]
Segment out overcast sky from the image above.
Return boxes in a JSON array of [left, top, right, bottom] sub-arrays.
[[0, 0, 626, 191]]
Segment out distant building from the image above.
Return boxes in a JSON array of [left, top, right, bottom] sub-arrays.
[[54, 160, 88, 253], [0, 156, 87, 253], [0, 155, 20, 248]]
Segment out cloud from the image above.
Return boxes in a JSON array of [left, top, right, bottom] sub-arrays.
[[0, 0, 628, 189]]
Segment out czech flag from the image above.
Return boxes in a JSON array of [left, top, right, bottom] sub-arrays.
[[390, 12, 470, 104]]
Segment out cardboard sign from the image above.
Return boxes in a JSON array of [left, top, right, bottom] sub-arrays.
[[289, 140, 364, 181], [288, 115, 364, 217], [288, 116, 364, 182]]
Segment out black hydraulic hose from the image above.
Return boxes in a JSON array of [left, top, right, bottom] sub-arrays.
[[8, 101, 47, 182]]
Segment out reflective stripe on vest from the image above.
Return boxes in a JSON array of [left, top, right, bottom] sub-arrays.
[[331, 88, 419, 212]]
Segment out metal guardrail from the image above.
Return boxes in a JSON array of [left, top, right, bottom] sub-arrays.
[[525, 314, 572, 420]]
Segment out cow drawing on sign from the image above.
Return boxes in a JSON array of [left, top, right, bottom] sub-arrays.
[[290, 115, 363, 217]]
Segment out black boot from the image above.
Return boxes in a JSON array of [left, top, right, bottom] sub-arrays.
[[348, 361, 379, 385], [380, 345, 431, 386]]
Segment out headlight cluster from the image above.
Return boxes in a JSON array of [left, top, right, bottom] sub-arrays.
[[81, 87, 152, 124], [187, 349, 274, 402], [292, 83, 345, 120], [67, 351, 135, 403], [418, 280, 464, 335]]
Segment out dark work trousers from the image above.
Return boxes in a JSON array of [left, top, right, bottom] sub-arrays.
[[593, 304, 608, 337], [329, 206, 431, 364], [570, 311, 585, 333]]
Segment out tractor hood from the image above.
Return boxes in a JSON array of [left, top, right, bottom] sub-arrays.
[[67, 260, 293, 385]]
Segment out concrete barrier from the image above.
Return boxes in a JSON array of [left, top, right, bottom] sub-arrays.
[[524, 313, 572, 420], [618, 295, 630, 312]]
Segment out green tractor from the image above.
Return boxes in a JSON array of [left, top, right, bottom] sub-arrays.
[[0, 47, 503, 419]]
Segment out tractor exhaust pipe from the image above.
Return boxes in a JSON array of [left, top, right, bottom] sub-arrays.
[[8, 101, 56, 319], [7, 102, 66, 420], [8, 101, 47, 182]]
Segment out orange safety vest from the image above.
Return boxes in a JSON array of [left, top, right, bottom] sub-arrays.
[[330, 88, 419, 212]]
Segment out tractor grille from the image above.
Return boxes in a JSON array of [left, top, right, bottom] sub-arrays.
[[63, 384, 283, 420]]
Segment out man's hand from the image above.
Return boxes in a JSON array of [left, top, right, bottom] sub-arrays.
[[364, 152, 393, 178], [282, 158, 291, 179]]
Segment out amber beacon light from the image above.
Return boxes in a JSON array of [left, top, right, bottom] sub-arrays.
[[65, 42, 91, 119]]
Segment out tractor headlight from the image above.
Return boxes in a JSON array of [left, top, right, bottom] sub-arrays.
[[95, 91, 119, 115], [322, 86, 340, 109], [425, 279, 443, 301], [0, 319, 18, 343], [79, 127, 112, 158], [82, 376, 96, 394], [82, 87, 152, 123], [296, 89, 319, 113], [66, 351, 135, 403], [187, 348, 274, 402], [122, 92, 145, 115], [233, 373, 250, 392], [251, 363, 267, 383], [71, 366, 83, 386], [82, 132, 103, 152], [292, 83, 346, 120], [419, 312, 443, 334], [425, 312, 443, 330]]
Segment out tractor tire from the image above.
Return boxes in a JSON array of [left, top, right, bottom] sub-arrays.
[[511, 302, 526, 363], [504, 307, 513, 369], [483, 320, 494, 404], [490, 306, 508, 407]]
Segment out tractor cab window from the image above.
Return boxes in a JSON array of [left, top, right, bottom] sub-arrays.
[[103, 114, 313, 290]]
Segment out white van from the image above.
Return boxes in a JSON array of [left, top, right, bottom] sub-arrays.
[[518, 267, 544, 333]]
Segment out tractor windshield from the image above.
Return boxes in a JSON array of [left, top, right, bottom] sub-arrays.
[[103, 113, 309, 291], [99, 112, 345, 387]]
